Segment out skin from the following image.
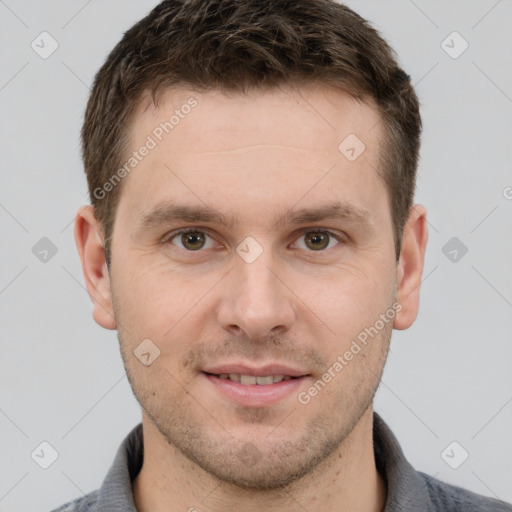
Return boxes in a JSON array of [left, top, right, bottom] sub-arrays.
[[75, 83, 428, 512]]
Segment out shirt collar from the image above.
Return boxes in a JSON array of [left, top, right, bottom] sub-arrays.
[[96, 412, 434, 511], [372, 411, 435, 511], [96, 422, 143, 511]]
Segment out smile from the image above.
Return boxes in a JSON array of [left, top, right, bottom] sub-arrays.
[[202, 372, 309, 407], [205, 373, 298, 385]]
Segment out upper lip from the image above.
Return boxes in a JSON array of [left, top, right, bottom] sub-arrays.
[[203, 363, 309, 377]]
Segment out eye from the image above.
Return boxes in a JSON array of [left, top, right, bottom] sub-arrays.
[[162, 228, 343, 253], [292, 229, 342, 251], [165, 228, 216, 251]]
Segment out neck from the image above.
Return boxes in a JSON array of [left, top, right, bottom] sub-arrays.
[[133, 406, 387, 512]]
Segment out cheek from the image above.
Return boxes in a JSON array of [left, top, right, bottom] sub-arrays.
[[112, 257, 218, 353], [302, 259, 394, 323], [298, 267, 395, 378], [114, 254, 179, 307]]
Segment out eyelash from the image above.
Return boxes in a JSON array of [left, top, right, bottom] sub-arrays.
[[161, 227, 344, 253]]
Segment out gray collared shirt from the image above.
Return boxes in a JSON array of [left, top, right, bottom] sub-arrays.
[[51, 412, 512, 511]]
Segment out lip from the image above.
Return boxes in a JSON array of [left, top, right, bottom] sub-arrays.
[[201, 371, 310, 407], [203, 364, 309, 378]]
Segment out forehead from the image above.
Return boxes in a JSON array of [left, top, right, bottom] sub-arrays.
[[117, 84, 387, 227], [131, 84, 382, 153]]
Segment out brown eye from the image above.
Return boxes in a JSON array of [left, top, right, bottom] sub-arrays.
[[167, 229, 215, 251], [304, 231, 330, 250], [181, 231, 206, 250], [292, 230, 341, 252]]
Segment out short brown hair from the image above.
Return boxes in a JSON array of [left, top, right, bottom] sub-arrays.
[[82, 0, 421, 267]]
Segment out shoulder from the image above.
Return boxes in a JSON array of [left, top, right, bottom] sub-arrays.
[[419, 471, 512, 511], [49, 490, 99, 512]]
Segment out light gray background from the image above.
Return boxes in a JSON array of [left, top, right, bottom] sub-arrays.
[[1, 1, 511, 511]]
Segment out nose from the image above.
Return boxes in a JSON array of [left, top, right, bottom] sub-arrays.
[[216, 246, 296, 342]]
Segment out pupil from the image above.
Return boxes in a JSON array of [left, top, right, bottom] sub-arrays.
[[183, 232, 204, 250], [307, 232, 328, 250]]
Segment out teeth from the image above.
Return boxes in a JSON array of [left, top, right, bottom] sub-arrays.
[[240, 375, 257, 385], [216, 373, 297, 385], [256, 375, 273, 385]]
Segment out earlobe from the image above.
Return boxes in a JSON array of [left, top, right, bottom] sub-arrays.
[[74, 205, 117, 330], [393, 204, 428, 331]]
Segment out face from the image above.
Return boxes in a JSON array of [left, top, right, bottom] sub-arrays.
[[92, 84, 405, 489]]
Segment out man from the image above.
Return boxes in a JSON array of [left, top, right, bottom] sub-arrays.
[[53, 0, 512, 510]]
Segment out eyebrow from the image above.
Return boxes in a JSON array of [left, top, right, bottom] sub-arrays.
[[135, 200, 373, 233]]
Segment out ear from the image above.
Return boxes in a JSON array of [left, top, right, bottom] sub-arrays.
[[393, 204, 428, 330], [74, 205, 117, 330]]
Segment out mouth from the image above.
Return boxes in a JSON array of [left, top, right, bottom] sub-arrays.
[[201, 366, 310, 407], [203, 372, 300, 385]]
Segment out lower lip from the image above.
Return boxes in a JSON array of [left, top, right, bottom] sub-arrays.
[[202, 372, 309, 407]]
